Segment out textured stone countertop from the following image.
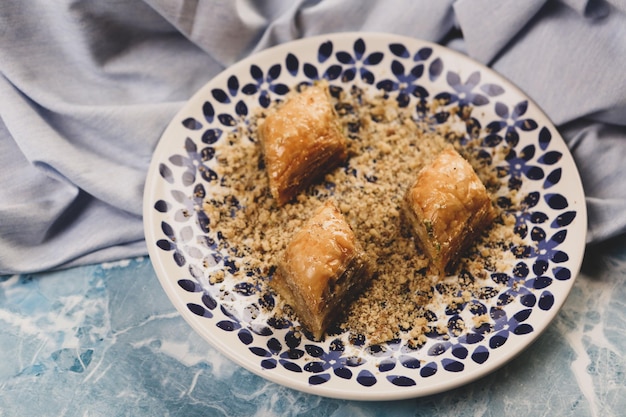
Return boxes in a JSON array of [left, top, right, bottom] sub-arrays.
[[1, 239, 624, 416]]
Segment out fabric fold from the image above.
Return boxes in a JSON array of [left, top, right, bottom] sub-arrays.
[[561, 121, 626, 243], [1, 0, 625, 274], [454, 0, 547, 64]]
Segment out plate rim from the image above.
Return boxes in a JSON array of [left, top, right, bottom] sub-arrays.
[[143, 31, 587, 400]]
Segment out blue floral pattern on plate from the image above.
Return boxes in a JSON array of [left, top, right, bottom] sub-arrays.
[[143, 33, 586, 400]]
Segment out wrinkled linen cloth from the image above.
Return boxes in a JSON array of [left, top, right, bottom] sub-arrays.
[[1, 0, 625, 274]]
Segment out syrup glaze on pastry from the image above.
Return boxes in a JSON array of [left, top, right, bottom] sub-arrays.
[[258, 84, 348, 206], [404, 147, 496, 275], [271, 200, 373, 340]]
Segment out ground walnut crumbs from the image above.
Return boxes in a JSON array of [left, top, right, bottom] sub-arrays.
[[202, 84, 521, 347]]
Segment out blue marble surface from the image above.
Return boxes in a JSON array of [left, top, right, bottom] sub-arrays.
[[1, 238, 625, 416]]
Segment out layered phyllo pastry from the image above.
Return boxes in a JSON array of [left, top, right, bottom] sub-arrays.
[[271, 200, 373, 340], [258, 84, 348, 206], [404, 147, 496, 275]]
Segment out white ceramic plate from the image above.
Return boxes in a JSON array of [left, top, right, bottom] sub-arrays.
[[143, 33, 586, 400]]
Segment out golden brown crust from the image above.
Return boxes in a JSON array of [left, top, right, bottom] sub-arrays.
[[271, 200, 373, 340], [404, 147, 496, 275], [258, 84, 348, 206]]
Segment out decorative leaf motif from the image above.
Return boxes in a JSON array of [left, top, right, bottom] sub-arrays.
[[513, 309, 532, 322], [364, 52, 383, 65], [481, 83, 505, 96], [286, 53, 299, 75], [520, 145, 535, 161], [538, 126, 552, 150], [471, 93, 489, 105], [158, 163, 173, 183], [466, 71, 481, 88], [336, 51, 354, 64], [342, 68, 356, 82], [227, 75, 239, 96], [533, 276, 553, 289], [389, 43, 409, 58], [518, 119, 538, 131], [305, 344, 325, 358], [217, 320, 240, 331], [513, 323, 533, 335], [399, 355, 420, 369], [267, 337, 282, 354], [414, 47, 432, 61], [250, 64, 263, 80], [410, 64, 424, 79], [187, 303, 212, 318], [442, 358, 464, 372], [447, 71, 461, 87], [161, 221, 175, 239], [250, 346, 270, 357], [521, 293, 537, 307], [202, 293, 218, 310], [428, 343, 447, 356], [235, 100, 248, 116], [156, 239, 174, 251], [324, 65, 342, 80], [420, 363, 438, 377], [261, 359, 277, 369], [391, 60, 404, 75], [495, 102, 509, 118], [309, 373, 331, 385], [211, 88, 230, 104], [316, 41, 333, 62], [388, 375, 416, 386], [353, 38, 366, 58], [544, 168, 562, 189], [304, 361, 325, 373], [538, 291, 555, 310], [554, 267, 572, 281], [512, 100, 528, 118], [193, 255, 211, 271], [379, 359, 396, 372], [218, 113, 236, 126], [304, 63, 319, 79], [173, 249, 187, 266], [202, 129, 222, 144], [451, 346, 468, 359], [545, 193, 568, 210], [202, 101, 215, 123], [360, 68, 375, 85], [270, 83, 289, 95], [267, 64, 281, 81], [539, 151, 563, 165], [241, 84, 258, 95], [429, 58, 443, 81], [533, 259, 549, 275], [526, 166, 545, 181], [552, 211, 576, 227], [238, 329, 253, 345], [356, 370, 377, 387], [334, 367, 353, 379], [281, 360, 303, 373], [489, 333, 508, 349], [154, 200, 169, 213], [182, 117, 202, 130]]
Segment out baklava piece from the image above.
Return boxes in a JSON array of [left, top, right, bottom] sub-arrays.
[[404, 147, 496, 275], [271, 200, 373, 340], [258, 84, 348, 206]]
